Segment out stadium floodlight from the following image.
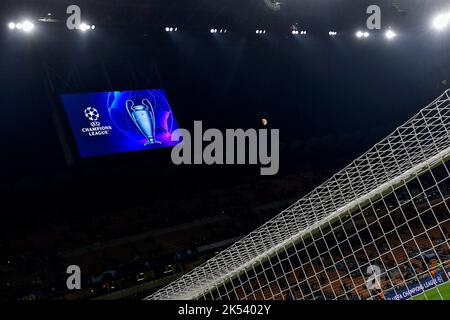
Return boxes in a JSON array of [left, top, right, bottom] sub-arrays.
[[385, 29, 397, 40], [166, 26, 178, 32], [79, 22, 90, 32], [432, 12, 450, 31], [146, 89, 450, 301], [22, 20, 34, 33], [91, 25, 95, 30], [356, 30, 370, 39], [8, 20, 36, 33], [329, 31, 337, 36]]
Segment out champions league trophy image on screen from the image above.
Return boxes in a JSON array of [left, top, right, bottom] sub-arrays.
[[126, 99, 161, 146]]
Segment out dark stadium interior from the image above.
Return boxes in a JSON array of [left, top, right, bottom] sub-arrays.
[[0, 0, 450, 300]]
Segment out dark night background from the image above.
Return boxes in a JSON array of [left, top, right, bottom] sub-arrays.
[[0, 0, 449, 299]]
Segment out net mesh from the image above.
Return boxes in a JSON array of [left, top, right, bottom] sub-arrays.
[[146, 90, 450, 300]]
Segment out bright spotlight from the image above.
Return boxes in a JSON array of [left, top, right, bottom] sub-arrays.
[[8, 22, 15, 30], [433, 12, 450, 31], [165, 27, 170, 32], [385, 29, 396, 40], [329, 31, 337, 36], [16, 23, 22, 30], [79, 22, 90, 32], [357, 30, 370, 39], [91, 25, 96, 30], [22, 20, 34, 33]]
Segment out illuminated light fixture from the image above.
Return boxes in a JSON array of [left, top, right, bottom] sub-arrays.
[[356, 30, 370, 39], [385, 29, 397, 40], [329, 31, 337, 36], [9, 20, 35, 33], [256, 29, 266, 34], [22, 20, 35, 32], [78, 22, 95, 32], [165, 27, 178, 32], [210, 28, 225, 34], [79, 22, 90, 31], [292, 30, 306, 35], [432, 12, 450, 31]]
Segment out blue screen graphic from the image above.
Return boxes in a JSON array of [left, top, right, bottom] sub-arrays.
[[61, 89, 180, 158]]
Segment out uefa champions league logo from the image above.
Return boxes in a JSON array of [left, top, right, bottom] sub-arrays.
[[84, 107, 99, 121], [81, 107, 112, 136], [84, 107, 101, 127]]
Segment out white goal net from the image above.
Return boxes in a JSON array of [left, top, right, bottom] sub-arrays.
[[146, 90, 450, 300]]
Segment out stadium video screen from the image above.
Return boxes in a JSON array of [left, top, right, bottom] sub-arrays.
[[60, 89, 180, 158]]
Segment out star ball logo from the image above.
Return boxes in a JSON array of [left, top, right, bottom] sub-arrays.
[[84, 107, 100, 127], [81, 107, 112, 137]]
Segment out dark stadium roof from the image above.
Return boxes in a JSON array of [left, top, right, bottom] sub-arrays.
[[1, 0, 449, 36]]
